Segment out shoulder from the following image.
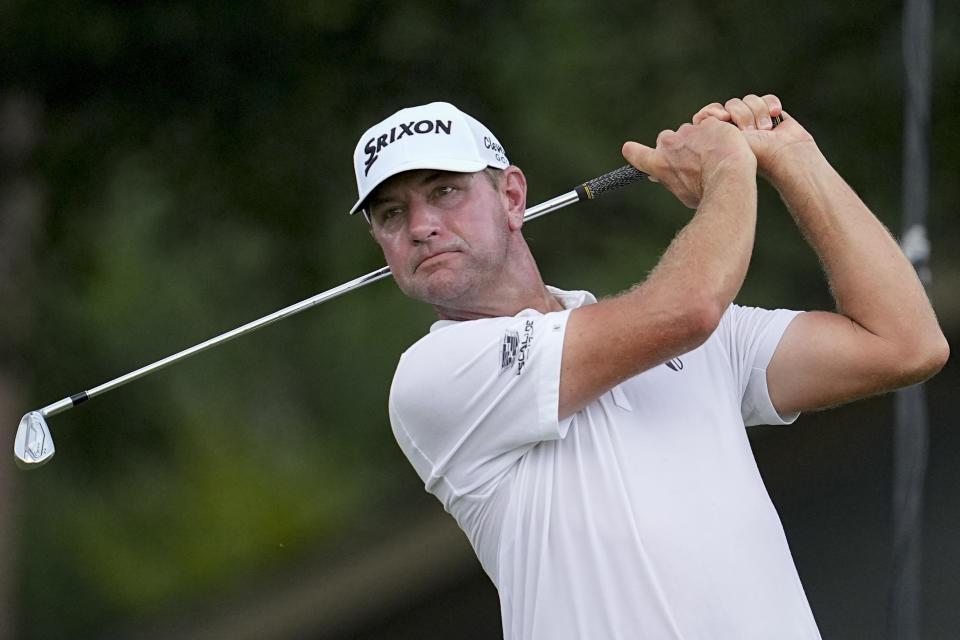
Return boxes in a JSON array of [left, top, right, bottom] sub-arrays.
[[398, 317, 521, 371], [392, 317, 525, 404], [391, 310, 572, 414]]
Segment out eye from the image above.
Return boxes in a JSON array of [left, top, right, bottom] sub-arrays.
[[372, 205, 405, 227], [435, 185, 455, 197]]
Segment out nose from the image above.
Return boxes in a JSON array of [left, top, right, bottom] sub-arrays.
[[407, 200, 441, 244]]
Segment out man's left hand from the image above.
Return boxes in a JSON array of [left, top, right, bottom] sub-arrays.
[[692, 94, 817, 181]]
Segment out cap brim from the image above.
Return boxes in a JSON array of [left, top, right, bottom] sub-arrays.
[[349, 157, 489, 215]]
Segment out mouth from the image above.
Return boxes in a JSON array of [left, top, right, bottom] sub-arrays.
[[415, 250, 458, 273]]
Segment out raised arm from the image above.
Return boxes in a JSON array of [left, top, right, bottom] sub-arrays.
[[558, 115, 758, 418], [705, 95, 949, 413]]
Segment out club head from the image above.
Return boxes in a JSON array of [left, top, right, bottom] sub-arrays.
[[14, 411, 55, 469]]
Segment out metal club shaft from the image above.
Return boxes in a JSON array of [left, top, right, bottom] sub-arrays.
[[15, 164, 648, 468]]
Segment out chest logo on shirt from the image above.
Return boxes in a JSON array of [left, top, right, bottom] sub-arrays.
[[664, 357, 684, 372], [500, 320, 535, 375]]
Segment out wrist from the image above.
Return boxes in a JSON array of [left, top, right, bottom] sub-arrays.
[[761, 140, 826, 185], [703, 151, 757, 194]]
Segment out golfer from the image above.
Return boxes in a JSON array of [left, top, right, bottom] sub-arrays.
[[348, 95, 948, 639]]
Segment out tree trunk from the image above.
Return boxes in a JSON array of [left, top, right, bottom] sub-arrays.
[[0, 89, 46, 640]]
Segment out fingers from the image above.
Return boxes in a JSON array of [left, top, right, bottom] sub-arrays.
[[622, 140, 661, 182], [697, 94, 783, 130], [724, 96, 760, 130], [692, 102, 731, 125], [761, 94, 783, 118]]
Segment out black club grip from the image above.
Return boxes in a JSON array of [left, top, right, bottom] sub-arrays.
[[575, 113, 783, 201], [575, 165, 649, 200]]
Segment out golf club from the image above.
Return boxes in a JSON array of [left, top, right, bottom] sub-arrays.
[[14, 113, 785, 470], [13, 163, 652, 469]]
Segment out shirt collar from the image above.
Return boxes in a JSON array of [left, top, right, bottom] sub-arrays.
[[429, 286, 596, 332]]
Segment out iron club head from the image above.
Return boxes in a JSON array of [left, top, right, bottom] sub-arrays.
[[14, 411, 55, 469]]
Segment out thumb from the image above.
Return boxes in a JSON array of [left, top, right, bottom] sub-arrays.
[[622, 141, 660, 182]]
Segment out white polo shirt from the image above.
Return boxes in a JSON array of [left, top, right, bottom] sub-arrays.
[[389, 287, 821, 639]]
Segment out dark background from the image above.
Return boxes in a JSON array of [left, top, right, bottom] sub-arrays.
[[1, 1, 957, 637]]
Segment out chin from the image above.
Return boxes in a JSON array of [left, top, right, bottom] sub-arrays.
[[403, 270, 476, 307]]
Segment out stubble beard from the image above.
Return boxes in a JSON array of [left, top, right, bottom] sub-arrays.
[[400, 251, 498, 311], [401, 233, 511, 315]]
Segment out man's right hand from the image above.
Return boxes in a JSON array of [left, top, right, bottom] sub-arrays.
[[620, 116, 756, 209]]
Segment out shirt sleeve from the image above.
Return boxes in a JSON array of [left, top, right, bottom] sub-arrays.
[[718, 304, 804, 426], [389, 310, 573, 506]]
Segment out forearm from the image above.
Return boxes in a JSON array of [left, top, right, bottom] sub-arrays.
[[601, 162, 758, 369], [559, 163, 757, 417], [642, 163, 757, 320], [770, 145, 946, 366]]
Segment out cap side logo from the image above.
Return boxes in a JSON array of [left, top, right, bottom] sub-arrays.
[[363, 119, 453, 176], [483, 136, 508, 165]]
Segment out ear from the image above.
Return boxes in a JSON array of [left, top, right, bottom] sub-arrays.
[[501, 166, 527, 232]]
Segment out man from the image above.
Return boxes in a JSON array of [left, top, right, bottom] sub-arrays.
[[348, 96, 948, 638]]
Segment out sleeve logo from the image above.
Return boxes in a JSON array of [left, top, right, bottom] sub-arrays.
[[501, 330, 519, 372], [501, 321, 535, 375]]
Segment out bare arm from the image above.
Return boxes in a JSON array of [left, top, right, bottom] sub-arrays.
[[558, 116, 758, 418], [766, 140, 948, 412], [702, 96, 949, 413]]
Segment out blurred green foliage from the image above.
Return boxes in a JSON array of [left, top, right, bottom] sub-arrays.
[[3, 0, 958, 637]]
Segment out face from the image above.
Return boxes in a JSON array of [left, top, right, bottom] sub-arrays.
[[367, 169, 519, 313]]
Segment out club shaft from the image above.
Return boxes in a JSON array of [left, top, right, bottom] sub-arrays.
[[37, 164, 648, 419], [521, 190, 580, 222], [40, 266, 395, 418]]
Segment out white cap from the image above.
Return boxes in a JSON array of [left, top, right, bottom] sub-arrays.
[[349, 102, 510, 215]]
